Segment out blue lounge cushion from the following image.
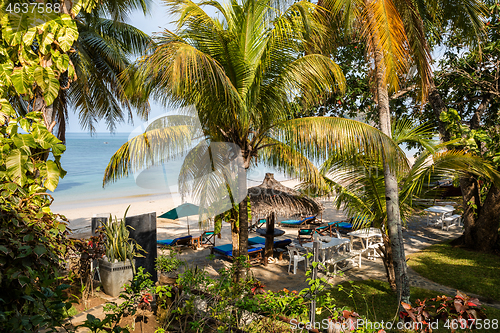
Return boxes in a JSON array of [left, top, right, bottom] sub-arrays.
[[281, 219, 301, 225], [157, 235, 192, 246], [329, 221, 353, 229], [212, 243, 262, 257], [281, 216, 315, 225], [248, 237, 265, 245], [248, 237, 291, 248], [157, 239, 174, 246]]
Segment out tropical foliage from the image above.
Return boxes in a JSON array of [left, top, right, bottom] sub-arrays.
[[1, 0, 153, 141], [0, 113, 71, 332], [103, 0, 405, 264], [0, 0, 81, 129], [299, 119, 500, 289], [50, 11, 152, 139]]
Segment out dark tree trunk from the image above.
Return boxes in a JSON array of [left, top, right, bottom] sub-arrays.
[[460, 178, 500, 252], [428, 83, 450, 142], [237, 161, 249, 280], [263, 213, 275, 265], [460, 176, 481, 246], [473, 185, 500, 251]]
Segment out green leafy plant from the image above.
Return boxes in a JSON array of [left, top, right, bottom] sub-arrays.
[[100, 207, 145, 271], [79, 268, 155, 333], [0, 112, 73, 332], [156, 247, 184, 274]]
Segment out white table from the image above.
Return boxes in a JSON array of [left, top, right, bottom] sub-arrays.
[[425, 206, 454, 226], [303, 238, 361, 274], [302, 238, 350, 266], [347, 228, 383, 259]]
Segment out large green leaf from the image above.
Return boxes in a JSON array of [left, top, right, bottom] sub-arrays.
[[6, 149, 28, 186], [42, 160, 62, 191], [34, 67, 60, 105], [11, 67, 32, 95], [12, 133, 36, 154]]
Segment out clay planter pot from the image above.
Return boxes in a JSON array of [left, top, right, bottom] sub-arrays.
[[98, 258, 134, 297]]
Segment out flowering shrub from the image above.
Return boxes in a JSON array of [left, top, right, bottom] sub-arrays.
[[399, 291, 487, 332]]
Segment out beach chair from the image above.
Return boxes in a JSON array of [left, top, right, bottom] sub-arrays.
[[297, 227, 316, 244], [330, 217, 371, 235], [279, 216, 316, 228], [192, 231, 217, 248], [286, 245, 306, 274], [157, 235, 193, 249], [248, 218, 267, 232], [211, 243, 263, 265], [315, 220, 346, 236]]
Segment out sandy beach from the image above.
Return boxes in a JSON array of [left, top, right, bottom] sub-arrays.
[[51, 178, 337, 238]]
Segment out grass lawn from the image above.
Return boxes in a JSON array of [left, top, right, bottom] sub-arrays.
[[408, 241, 500, 302], [327, 280, 500, 332]]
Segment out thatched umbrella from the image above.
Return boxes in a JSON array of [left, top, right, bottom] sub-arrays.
[[247, 173, 323, 264]]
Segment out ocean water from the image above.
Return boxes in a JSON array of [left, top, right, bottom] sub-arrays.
[[50, 132, 287, 208], [51, 133, 178, 206]]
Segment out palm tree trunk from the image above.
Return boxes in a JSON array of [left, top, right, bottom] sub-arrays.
[[237, 162, 249, 280], [372, 33, 410, 305]]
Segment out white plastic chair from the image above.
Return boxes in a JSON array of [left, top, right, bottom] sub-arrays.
[[287, 246, 306, 274]]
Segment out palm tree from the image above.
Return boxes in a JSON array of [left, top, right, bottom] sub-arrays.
[[10, 0, 153, 142], [321, 0, 487, 304], [299, 119, 500, 291], [102, 0, 405, 271]]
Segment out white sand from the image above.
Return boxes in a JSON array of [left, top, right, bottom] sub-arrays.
[[51, 178, 348, 238]]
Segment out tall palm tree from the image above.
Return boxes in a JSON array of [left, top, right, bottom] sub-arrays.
[[322, 0, 487, 304], [299, 119, 500, 291], [103, 0, 405, 270]]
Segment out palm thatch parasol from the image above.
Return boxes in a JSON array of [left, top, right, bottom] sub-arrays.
[[247, 173, 323, 264]]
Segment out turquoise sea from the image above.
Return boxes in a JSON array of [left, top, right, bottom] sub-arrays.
[[50, 132, 287, 209]]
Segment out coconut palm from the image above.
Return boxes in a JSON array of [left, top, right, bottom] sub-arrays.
[[103, 0, 406, 267], [10, 1, 153, 142], [320, 0, 487, 304], [299, 119, 500, 290]]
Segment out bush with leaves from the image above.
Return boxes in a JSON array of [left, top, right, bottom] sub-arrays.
[[0, 113, 72, 331], [400, 291, 487, 332], [156, 247, 184, 274]]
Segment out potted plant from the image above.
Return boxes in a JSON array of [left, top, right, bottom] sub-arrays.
[[98, 209, 145, 297], [156, 247, 184, 284]]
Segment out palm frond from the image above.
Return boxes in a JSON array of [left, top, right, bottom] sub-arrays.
[[103, 125, 195, 185]]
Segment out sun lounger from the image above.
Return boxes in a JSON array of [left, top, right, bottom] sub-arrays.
[[157, 235, 193, 249], [247, 236, 292, 249], [279, 216, 316, 227], [330, 218, 371, 234], [211, 243, 263, 264], [297, 227, 316, 244], [192, 231, 217, 248], [249, 218, 267, 232], [315, 221, 346, 236]]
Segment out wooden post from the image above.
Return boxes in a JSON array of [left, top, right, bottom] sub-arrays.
[[310, 241, 319, 325], [264, 212, 275, 265]]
